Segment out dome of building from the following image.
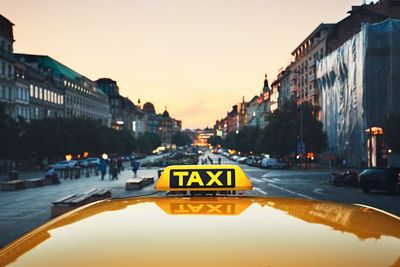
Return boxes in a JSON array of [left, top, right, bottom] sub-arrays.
[[143, 102, 156, 114]]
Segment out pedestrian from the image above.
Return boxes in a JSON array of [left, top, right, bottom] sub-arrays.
[[204, 158, 208, 164], [117, 157, 123, 174], [218, 157, 222, 165], [131, 157, 140, 178], [45, 167, 58, 182], [110, 159, 118, 180], [99, 159, 107, 180]]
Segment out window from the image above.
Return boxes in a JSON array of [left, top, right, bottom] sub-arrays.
[[39, 88, 43, 100], [8, 65, 12, 77], [34, 86, 38, 98]]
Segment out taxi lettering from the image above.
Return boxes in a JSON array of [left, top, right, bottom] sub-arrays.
[[169, 169, 235, 188], [170, 203, 235, 215]]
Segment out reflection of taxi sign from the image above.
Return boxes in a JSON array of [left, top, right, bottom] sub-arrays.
[[155, 165, 253, 191], [156, 198, 252, 216]]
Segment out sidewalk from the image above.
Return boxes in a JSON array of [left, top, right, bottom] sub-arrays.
[[0, 166, 162, 248]]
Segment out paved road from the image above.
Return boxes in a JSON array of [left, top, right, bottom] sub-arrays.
[[203, 152, 400, 216], [1, 152, 399, 248]]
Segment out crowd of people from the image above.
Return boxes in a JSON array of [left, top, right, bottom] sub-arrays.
[[200, 155, 222, 165], [99, 157, 140, 180]]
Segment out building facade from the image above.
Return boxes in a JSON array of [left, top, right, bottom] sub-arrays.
[[16, 54, 111, 125], [290, 0, 400, 112], [290, 24, 333, 110], [259, 74, 271, 129], [0, 15, 15, 117], [245, 95, 260, 128], [14, 60, 64, 121], [96, 78, 144, 135]]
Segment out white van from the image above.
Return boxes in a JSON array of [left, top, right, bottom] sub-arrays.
[[261, 158, 286, 169]]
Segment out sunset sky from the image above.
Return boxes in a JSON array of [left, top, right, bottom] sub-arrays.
[[2, 0, 375, 129]]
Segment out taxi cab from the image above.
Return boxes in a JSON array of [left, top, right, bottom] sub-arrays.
[[0, 165, 399, 267]]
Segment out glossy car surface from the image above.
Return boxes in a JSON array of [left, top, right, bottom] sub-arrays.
[[0, 196, 399, 267]]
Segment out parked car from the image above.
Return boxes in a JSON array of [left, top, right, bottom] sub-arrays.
[[245, 156, 255, 165], [237, 156, 247, 163], [231, 155, 240, 162], [358, 167, 400, 194], [261, 158, 286, 169], [86, 158, 100, 166], [50, 160, 78, 170]]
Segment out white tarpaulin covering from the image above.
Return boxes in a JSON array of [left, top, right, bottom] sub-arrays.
[[316, 18, 400, 167]]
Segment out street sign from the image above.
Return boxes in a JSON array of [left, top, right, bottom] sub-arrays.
[[297, 142, 305, 154]]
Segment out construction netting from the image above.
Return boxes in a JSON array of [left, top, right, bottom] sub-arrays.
[[316, 18, 400, 167]]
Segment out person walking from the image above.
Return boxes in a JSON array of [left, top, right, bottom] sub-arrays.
[[117, 157, 123, 174], [99, 159, 107, 180], [131, 157, 140, 178], [110, 159, 118, 180]]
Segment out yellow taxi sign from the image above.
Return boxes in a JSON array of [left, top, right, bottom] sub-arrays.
[[155, 165, 253, 191]]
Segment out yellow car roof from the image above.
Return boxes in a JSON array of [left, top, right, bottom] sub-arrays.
[[1, 196, 399, 267]]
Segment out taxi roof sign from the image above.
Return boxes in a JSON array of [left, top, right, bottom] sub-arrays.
[[155, 165, 253, 191]]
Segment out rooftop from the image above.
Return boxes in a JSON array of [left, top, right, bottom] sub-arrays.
[[15, 53, 83, 81]]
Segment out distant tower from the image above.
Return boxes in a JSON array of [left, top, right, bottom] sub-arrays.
[[263, 73, 270, 92], [137, 98, 141, 109]]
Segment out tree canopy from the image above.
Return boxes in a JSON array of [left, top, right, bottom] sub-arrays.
[[221, 100, 328, 158], [171, 132, 192, 147]]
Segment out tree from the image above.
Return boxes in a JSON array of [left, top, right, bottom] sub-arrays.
[[0, 104, 27, 161], [221, 99, 328, 158], [385, 112, 400, 153], [137, 133, 161, 154], [208, 136, 223, 147], [258, 100, 327, 157], [171, 132, 192, 146]]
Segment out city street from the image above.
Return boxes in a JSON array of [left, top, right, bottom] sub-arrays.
[[204, 152, 400, 217], [1, 152, 400, 248]]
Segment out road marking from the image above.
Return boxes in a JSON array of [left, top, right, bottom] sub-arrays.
[[267, 183, 314, 200], [243, 169, 263, 172], [253, 187, 268, 195], [313, 188, 327, 195], [251, 177, 263, 183], [262, 178, 280, 183], [261, 173, 270, 178]]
